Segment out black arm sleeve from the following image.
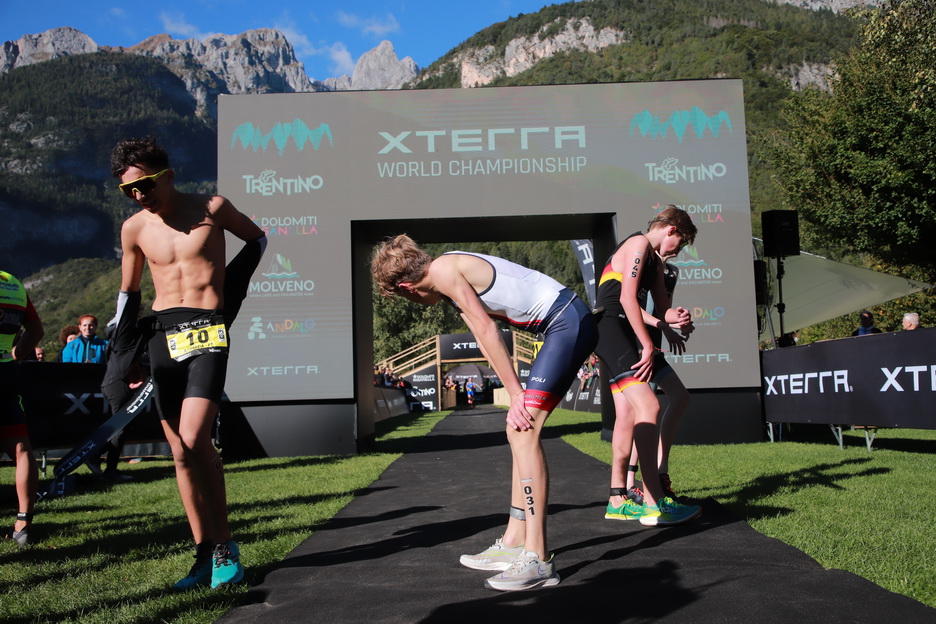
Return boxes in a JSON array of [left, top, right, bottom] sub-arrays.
[[224, 235, 266, 327]]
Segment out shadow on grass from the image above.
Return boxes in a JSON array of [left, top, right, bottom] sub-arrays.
[[223, 455, 351, 474], [852, 434, 936, 455], [0, 509, 192, 585], [0, 576, 243, 624], [693, 457, 890, 521]]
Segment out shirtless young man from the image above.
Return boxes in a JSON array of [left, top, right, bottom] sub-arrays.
[[111, 136, 266, 589], [372, 235, 598, 591]]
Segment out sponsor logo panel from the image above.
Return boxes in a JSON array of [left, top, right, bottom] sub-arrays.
[[246, 365, 319, 376], [230, 120, 333, 156], [246, 316, 316, 340], [251, 215, 319, 237], [244, 171, 324, 196], [645, 158, 727, 185], [375, 125, 588, 179], [629, 107, 733, 143], [249, 254, 315, 298], [672, 249, 724, 287]]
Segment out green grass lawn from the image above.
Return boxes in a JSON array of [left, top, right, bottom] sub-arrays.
[[0, 411, 447, 624], [550, 408, 936, 610], [2, 408, 934, 622]]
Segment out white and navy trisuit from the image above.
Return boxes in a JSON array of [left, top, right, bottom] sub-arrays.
[[442, 252, 598, 412]]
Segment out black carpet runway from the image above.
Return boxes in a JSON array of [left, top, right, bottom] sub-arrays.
[[218, 408, 934, 623]]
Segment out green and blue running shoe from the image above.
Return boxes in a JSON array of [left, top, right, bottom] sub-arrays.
[[659, 473, 679, 501], [210, 540, 245, 588], [605, 497, 643, 521], [173, 542, 213, 590], [639, 496, 701, 527]]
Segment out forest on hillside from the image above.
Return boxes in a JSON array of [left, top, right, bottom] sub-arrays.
[[4, 0, 932, 356]]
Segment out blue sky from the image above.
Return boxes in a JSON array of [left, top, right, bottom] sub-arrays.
[[1, 1, 554, 81]]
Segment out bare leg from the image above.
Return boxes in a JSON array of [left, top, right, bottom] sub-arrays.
[[161, 397, 231, 544], [5, 438, 37, 532], [623, 384, 663, 507], [608, 392, 635, 508], [505, 406, 550, 560], [501, 452, 526, 548], [656, 375, 689, 474]]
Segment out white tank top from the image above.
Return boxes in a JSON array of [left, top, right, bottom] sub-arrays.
[[442, 252, 566, 332]]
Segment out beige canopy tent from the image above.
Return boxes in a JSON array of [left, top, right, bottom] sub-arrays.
[[759, 246, 931, 341]]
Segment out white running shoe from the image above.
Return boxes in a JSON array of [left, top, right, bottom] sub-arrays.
[[483, 550, 560, 591], [459, 538, 524, 571]]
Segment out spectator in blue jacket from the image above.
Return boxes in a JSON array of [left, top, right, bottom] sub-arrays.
[[61, 315, 108, 363]]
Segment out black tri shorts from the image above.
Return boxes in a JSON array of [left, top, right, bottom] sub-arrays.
[[148, 308, 228, 420]]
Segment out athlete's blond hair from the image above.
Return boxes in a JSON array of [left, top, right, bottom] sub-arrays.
[[371, 234, 434, 297]]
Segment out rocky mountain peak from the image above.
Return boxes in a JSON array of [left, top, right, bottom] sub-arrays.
[[116, 28, 315, 118], [414, 17, 627, 89], [1, 26, 98, 73], [349, 40, 419, 90]]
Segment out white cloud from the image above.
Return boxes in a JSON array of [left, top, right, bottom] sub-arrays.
[[159, 12, 213, 40], [327, 42, 355, 76], [271, 11, 354, 78], [336, 11, 400, 38], [274, 14, 316, 57]]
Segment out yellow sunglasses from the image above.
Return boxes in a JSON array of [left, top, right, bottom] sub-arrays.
[[119, 169, 169, 198]]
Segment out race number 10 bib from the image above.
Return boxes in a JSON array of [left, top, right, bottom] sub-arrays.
[[165, 318, 228, 361]]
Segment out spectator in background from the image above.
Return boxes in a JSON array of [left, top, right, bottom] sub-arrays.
[[902, 312, 921, 331], [61, 315, 108, 363], [34, 346, 45, 361], [54, 324, 80, 361], [851, 310, 882, 336], [579, 354, 600, 390]]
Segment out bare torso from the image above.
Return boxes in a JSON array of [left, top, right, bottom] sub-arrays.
[[121, 193, 251, 311]]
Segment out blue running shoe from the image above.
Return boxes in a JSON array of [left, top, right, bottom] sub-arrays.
[[211, 540, 245, 588], [174, 543, 213, 590]]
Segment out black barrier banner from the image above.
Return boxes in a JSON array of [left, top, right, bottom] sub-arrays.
[[404, 364, 439, 412], [17, 361, 162, 448], [761, 327, 936, 428], [373, 387, 410, 420], [560, 378, 581, 411], [517, 360, 531, 390], [558, 376, 602, 413], [570, 239, 597, 308], [439, 331, 513, 361]]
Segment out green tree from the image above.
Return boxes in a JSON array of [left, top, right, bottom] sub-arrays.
[[764, 0, 936, 275]]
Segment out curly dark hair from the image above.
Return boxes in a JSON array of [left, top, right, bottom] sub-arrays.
[[58, 324, 79, 347], [110, 135, 170, 178]]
